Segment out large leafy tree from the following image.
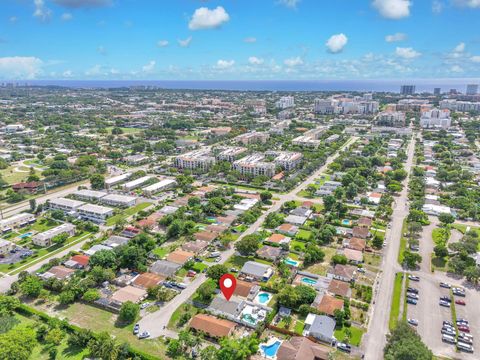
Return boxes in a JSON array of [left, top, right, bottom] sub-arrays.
[[384, 321, 432, 360]]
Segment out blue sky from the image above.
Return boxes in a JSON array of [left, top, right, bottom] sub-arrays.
[[1, 0, 480, 80]]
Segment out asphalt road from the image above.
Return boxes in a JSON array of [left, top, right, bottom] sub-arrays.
[[362, 134, 416, 360], [137, 137, 358, 338]]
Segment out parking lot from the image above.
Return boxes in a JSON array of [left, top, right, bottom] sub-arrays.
[[0, 247, 33, 266], [406, 272, 479, 359]]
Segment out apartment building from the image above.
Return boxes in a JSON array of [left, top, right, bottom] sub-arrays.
[[77, 204, 114, 223], [420, 109, 452, 129], [216, 147, 248, 162], [234, 131, 270, 145], [0, 239, 13, 255], [142, 179, 177, 196], [292, 126, 328, 148], [376, 111, 406, 127], [174, 149, 216, 171], [101, 193, 137, 207], [0, 213, 35, 233], [73, 189, 108, 201], [48, 197, 85, 213], [396, 99, 431, 112], [32, 223, 76, 247], [122, 176, 153, 191], [233, 154, 276, 178], [314, 97, 378, 115], [265, 151, 303, 171], [105, 172, 132, 189], [439, 99, 480, 112], [275, 96, 295, 109], [325, 134, 340, 143]]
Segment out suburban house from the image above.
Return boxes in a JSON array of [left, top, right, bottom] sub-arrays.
[[240, 261, 274, 281], [166, 250, 195, 265], [316, 294, 344, 316], [189, 314, 236, 338], [276, 223, 299, 237], [40, 265, 75, 281], [265, 233, 291, 245], [181, 240, 209, 254], [111, 285, 147, 305], [303, 314, 336, 345], [330, 264, 357, 283], [12, 181, 43, 194], [132, 272, 165, 289], [64, 254, 90, 269], [327, 279, 351, 298], [277, 337, 331, 360], [256, 245, 284, 262], [150, 260, 181, 277]]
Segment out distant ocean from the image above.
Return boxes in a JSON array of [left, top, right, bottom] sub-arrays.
[[20, 79, 480, 92]]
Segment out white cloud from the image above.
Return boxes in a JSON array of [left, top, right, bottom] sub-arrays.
[[188, 6, 230, 30], [470, 56, 480, 63], [450, 65, 464, 73], [33, 0, 52, 22], [395, 47, 421, 59], [432, 0, 443, 13], [216, 59, 235, 69], [284, 56, 303, 67], [142, 60, 156, 73], [453, 42, 465, 53], [157, 40, 169, 47], [326, 33, 348, 53], [372, 0, 411, 19], [244, 37, 257, 43], [62, 70, 73, 77], [385, 32, 407, 42], [278, 0, 301, 8], [61, 12, 73, 21], [248, 56, 264, 65], [454, 0, 480, 8], [0, 56, 43, 79], [85, 64, 102, 76], [178, 36, 192, 47]]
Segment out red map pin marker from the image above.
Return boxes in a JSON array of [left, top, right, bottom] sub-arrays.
[[219, 273, 236, 301]]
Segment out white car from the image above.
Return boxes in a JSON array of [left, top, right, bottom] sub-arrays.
[[140, 302, 150, 309], [407, 319, 418, 326], [138, 331, 150, 339]]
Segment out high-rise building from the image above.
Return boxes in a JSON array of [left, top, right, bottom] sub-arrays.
[[466, 84, 479, 95], [433, 88, 441, 96], [400, 85, 415, 95]]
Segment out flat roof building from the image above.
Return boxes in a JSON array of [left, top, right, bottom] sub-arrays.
[[73, 189, 107, 201], [32, 223, 76, 247], [216, 147, 248, 162], [142, 179, 177, 195], [78, 204, 114, 223], [48, 197, 85, 213], [234, 131, 269, 145], [105, 172, 132, 188], [122, 176, 153, 191], [101, 193, 137, 207], [175, 149, 216, 171], [0, 212, 35, 233]]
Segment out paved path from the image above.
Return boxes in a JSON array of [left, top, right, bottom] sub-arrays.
[[138, 137, 358, 338], [362, 134, 416, 360]]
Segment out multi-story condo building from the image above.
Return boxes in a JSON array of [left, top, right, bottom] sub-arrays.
[[314, 97, 378, 115], [466, 84, 479, 95], [434, 88, 441, 96], [174, 149, 216, 171], [396, 99, 431, 112], [245, 99, 267, 115], [233, 154, 276, 178], [292, 126, 328, 148], [122, 176, 153, 191], [234, 131, 270, 145], [0, 213, 35, 233], [275, 96, 295, 109], [73, 189, 107, 202], [48, 197, 85, 213], [216, 147, 248, 162], [265, 151, 303, 171], [376, 111, 406, 127], [32, 223, 76, 247], [420, 109, 452, 129], [105, 172, 132, 189], [400, 85, 416, 95], [439, 99, 480, 112], [77, 204, 114, 223], [101, 194, 137, 207]]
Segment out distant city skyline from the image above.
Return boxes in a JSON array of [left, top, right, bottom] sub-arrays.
[[1, 0, 480, 81]]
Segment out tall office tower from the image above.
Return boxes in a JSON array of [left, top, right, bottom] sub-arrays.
[[466, 84, 479, 95], [433, 88, 441, 96], [400, 85, 416, 95]]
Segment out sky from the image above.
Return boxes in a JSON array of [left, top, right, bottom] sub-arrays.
[[1, 0, 480, 81]]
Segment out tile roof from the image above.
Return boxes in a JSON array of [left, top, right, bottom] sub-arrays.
[[70, 254, 89, 267], [189, 314, 236, 338], [133, 272, 165, 289], [277, 336, 330, 360], [166, 250, 195, 265], [317, 295, 344, 316], [327, 279, 351, 297]]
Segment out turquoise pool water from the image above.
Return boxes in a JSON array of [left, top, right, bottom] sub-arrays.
[[242, 314, 257, 325], [257, 292, 271, 304], [284, 258, 299, 267], [261, 341, 281, 358], [301, 277, 317, 285], [18, 232, 33, 239], [342, 219, 351, 225]]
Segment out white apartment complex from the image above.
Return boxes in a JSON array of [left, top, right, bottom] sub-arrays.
[[32, 223, 76, 247], [292, 126, 328, 148], [439, 99, 480, 112], [216, 147, 248, 162], [101, 193, 137, 207], [142, 179, 177, 195], [77, 204, 114, 223], [0, 213, 35, 233], [174, 149, 216, 171], [265, 151, 303, 171], [122, 176, 153, 191], [234, 131, 270, 145], [48, 197, 85, 213], [275, 96, 295, 109], [376, 111, 406, 127], [73, 189, 108, 201], [420, 109, 452, 129], [105, 172, 132, 189], [233, 154, 276, 178], [314, 96, 379, 115]]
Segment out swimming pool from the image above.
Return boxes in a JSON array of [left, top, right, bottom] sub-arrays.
[[18, 232, 33, 239], [255, 292, 272, 304], [242, 313, 257, 326], [341, 219, 351, 226], [284, 258, 300, 267], [301, 277, 317, 285], [261, 340, 282, 358]]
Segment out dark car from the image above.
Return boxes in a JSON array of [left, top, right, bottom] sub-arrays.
[[337, 343, 352, 353], [407, 298, 417, 305], [133, 324, 140, 335], [407, 287, 419, 294]]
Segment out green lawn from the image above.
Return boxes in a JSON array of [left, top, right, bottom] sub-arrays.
[[151, 247, 169, 259], [106, 202, 152, 226], [106, 126, 144, 135], [290, 240, 306, 252], [389, 272, 404, 330], [224, 255, 250, 269], [334, 326, 364, 346], [294, 320, 305, 335], [364, 253, 381, 267], [453, 224, 480, 237], [0, 166, 43, 185], [296, 229, 312, 241], [168, 303, 199, 330], [397, 219, 408, 265], [432, 227, 450, 246]]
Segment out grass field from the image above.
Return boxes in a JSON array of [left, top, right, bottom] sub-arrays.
[[106, 127, 144, 135], [389, 272, 404, 330], [432, 227, 450, 246], [296, 229, 312, 241], [397, 219, 408, 265], [106, 202, 152, 226], [334, 326, 364, 346], [0, 166, 42, 184]]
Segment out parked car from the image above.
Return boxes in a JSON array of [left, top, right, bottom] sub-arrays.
[[337, 343, 351, 353], [407, 293, 419, 300], [187, 270, 197, 277], [407, 319, 418, 326], [408, 275, 420, 282], [407, 287, 418, 294], [439, 300, 450, 307], [439, 282, 451, 289], [138, 331, 150, 339], [458, 326, 470, 333], [440, 296, 451, 303], [455, 299, 466, 306], [407, 298, 417, 305], [133, 324, 140, 335], [140, 302, 150, 309], [443, 320, 454, 327]]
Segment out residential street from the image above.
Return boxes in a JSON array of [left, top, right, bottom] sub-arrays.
[[363, 134, 416, 360], [137, 136, 358, 338]]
